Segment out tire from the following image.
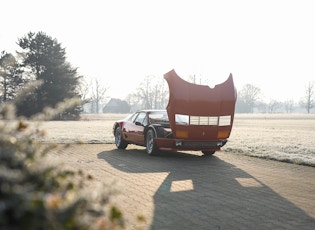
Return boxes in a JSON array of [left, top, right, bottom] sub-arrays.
[[115, 126, 128, 149], [202, 150, 216, 156], [146, 129, 158, 155]]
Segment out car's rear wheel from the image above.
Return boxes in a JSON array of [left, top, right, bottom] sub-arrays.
[[115, 126, 128, 149], [202, 150, 216, 156], [146, 129, 158, 155]]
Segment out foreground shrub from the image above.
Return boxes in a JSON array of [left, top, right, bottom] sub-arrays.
[[0, 102, 125, 230]]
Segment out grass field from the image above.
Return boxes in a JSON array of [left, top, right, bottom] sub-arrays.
[[226, 114, 315, 166], [38, 113, 315, 167]]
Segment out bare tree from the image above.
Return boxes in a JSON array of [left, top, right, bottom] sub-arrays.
[[77, 76, 91, 113], [186, 74, 209, 85], [268, 100, 282, 113], [138, 75, 155, 109], [238, 84, 261, 113], [78, 76, 90, 101], [90, 78, 108, 113], [125, 93, 141, 112], [300, 81, 314, 114], [128, 75, 169, 110], [284, 99, 295, 113]]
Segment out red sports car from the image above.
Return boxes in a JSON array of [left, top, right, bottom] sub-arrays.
[[113, 69, 237, 155]]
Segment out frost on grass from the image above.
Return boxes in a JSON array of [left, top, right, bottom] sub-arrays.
[[39, 113, 315, 166], [38, 113, 129, 144], [224, 114, 315, 166]]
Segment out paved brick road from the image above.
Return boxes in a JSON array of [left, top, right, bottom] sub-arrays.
[[50, 144, 315, 230]]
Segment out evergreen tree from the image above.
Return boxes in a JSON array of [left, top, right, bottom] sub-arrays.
[[16, 32, 81, 118]]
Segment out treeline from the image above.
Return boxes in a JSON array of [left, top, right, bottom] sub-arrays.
[[121, 76, 314, 114], [2, 32, 314, 115], [236, 83, 314, 114]]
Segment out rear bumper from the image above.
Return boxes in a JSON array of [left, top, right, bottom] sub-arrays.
[[155, 138, 227, 152]]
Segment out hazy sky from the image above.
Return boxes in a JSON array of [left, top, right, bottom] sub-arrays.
[[1, 0, 314, 101]]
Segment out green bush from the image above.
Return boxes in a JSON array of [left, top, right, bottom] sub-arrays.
[[0, 102, 125, 230]]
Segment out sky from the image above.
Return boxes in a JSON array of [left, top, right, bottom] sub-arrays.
[[1, 0, 315, 102]]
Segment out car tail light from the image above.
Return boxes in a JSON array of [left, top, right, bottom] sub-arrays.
[[217, 130, 230, 139], [176, 130, 188, 138]]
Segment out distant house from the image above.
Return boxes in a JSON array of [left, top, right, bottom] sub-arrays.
[[103, 98, 130, 113]]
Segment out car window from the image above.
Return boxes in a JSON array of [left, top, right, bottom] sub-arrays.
[[129, 113, 138, 122], [149, 111, 169, 123], [175, 114, 189, 125], [134, 112, 147, 125]]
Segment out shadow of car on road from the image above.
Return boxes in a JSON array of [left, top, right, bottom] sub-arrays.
[[97, 148, 315, 230]]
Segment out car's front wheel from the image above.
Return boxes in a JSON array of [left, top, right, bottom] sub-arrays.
[[146, 129, 158, 155], [115, 126, 128, 149]]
